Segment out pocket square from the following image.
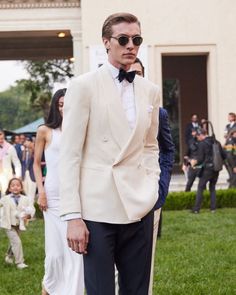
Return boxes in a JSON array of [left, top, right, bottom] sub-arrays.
[[147, 105, 154, 113]]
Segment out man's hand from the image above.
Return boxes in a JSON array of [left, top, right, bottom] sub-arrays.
[[190, 159, 197, 167], [67, 219, 89, 255]]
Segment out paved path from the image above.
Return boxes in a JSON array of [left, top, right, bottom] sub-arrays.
[[169, 168, 229, 192]]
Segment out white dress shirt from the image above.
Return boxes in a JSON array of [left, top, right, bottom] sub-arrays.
[[107, 62, 136, 129]]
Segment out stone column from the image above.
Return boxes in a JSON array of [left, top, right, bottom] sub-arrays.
[[71, 30, 83, 76]]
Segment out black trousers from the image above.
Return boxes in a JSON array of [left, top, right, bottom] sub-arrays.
[[185, 167, 200, 191], [193, 168, 219, 212], [83, 210, 154, 295]]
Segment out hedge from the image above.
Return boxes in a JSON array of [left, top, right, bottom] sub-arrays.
[[163, 188, 236, 210], [34, 188, 236, 218]]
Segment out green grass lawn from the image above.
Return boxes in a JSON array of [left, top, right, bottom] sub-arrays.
[[0, 209, 236, 295], [154, 208, 236, 295]]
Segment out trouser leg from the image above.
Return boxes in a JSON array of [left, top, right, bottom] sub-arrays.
[[83, 221, 116, 295], [209, 172, 219, 210], [5, 227, 24, 264], [6, 245, 14, 258], [148, 209, 161, 295], [185, 167, 198, 191], [157, 211, 162, 238], [116, 210, 154, 295], [193, 172, 209, 212]]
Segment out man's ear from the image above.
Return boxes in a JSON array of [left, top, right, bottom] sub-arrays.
[[103, 38, 110, 51]]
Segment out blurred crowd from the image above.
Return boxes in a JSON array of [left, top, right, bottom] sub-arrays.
[[183, 112, 236, 194], [0, 130, 38, 202]]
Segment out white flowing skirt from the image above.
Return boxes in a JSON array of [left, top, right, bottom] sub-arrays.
[[43, 208, 84, 295]]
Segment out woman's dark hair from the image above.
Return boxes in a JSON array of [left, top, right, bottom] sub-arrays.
[[134, 57, 145, 77], [5, 177, 25, 195], [45, 88, 66, 129]]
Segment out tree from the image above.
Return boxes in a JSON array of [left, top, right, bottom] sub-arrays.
[[0, 83, 43, 130], [18, 59, 74, 121]]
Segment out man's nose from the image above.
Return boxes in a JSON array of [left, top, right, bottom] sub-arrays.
[[126, 38, 134, 49]]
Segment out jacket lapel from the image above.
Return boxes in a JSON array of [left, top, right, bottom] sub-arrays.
[[114, 76, 147, 164], [97, 65, 131, 149]]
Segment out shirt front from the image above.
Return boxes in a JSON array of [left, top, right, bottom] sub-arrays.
[[107, 62, 136, 130]]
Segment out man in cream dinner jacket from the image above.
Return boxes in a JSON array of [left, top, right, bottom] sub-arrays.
[[60, 13, 160, 295]]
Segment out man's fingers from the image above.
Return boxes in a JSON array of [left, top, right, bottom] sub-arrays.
[[85, 230, 90, 244]]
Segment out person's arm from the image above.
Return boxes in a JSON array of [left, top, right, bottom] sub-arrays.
[[10, 146, 22, 178], [33, 126, 48, 211], [59, 77, 90, 254], [155, 108, 175, 210], [143, 85, 160, 174]]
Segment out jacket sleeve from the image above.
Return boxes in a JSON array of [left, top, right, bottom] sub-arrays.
[[155, 108, 175, 209], [10, 146, 22, 178], [143, 85, 160, 174], [59, 77, 90, 217]]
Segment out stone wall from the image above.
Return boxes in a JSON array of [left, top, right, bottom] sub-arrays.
[[0, 0, 80, 9]]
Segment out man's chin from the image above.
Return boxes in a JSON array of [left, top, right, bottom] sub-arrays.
[[122, 57, 136, 66]]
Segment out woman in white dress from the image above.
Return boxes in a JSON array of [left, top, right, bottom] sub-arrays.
[[33, 88, 84, 295]]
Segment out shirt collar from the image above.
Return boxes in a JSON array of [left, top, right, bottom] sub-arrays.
[[106, 62, 120, 80], [106, 62, 133, 81]]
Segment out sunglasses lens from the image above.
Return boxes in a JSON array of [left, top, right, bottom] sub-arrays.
[[118, 36, 129, 46], [133, 36, 143, 46]]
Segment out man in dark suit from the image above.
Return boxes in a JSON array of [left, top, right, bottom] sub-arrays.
[[131, 58, 175, 294], [224, 112, 236, 137], [185, 114, 199, 145]]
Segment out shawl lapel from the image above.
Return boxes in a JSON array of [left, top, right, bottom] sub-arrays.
[[97, 65, 131, 150], [97, 66, 148, 165]]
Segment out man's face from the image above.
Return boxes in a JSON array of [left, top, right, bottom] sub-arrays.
[[196, 134, 204, 141], [14, 135, 20, 144], [103, 22, 141, 70], [192, 115, 198, 123], [19, 135, 26, 144], [228, 114, 235, 122], [130, 62, 144, 77]]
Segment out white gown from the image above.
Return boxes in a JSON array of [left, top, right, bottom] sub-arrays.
[[43, 128, 84, 295]]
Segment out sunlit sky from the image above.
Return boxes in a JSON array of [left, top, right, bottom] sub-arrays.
[[0, 60, 29, 92], [0, 60, 67, 93]]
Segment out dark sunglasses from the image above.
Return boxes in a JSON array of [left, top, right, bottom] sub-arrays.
[[110, 35, 143, 46]]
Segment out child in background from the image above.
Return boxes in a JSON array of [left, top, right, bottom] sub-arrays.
[[0, 177, 35, 269]]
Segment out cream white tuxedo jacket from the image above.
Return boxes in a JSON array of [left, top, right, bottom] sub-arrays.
[[59, 64, 160, 223], [0, 194, 35, 230]]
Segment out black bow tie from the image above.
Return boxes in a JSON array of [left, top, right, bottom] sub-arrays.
[[118, 68, 136, 83]]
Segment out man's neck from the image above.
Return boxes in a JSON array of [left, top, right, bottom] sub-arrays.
[[108, 59, 131, 71]]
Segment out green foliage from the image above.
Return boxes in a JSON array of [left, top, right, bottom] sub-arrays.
[[163, 188, 236, 210], [0, 83, 43, 130], [17, 59, 74, 120]]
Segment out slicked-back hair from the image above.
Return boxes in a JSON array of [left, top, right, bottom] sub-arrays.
[[102, 12, 140, 39], [229, 112, 236, 120], [45, 88, 66, 129]]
